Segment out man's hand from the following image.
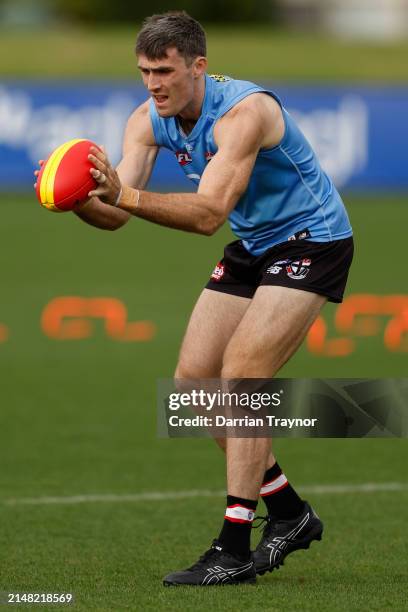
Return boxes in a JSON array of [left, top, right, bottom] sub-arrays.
[[88, 146, 122, 205], [33, 160, 44, 189]]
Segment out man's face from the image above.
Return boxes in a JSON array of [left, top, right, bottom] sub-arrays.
[[137, 48, 203, 117]]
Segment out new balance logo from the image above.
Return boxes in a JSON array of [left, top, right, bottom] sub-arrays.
[[266, 260, 289, 275], [266, 265, 282, 275]]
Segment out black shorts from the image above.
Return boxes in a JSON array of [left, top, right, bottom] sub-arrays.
[[205, 237, 354, 303]]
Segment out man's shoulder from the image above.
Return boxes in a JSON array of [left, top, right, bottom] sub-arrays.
[[127, 99, 151, 124], [208, 73, 281, 124], [217, 93, 281, 127], [124, 100, 156, 147], [213, 93, 284, 151]]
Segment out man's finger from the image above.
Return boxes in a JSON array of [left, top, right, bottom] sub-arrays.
[[88, 154, 105, 171], [89, 146, 106, 162], [88, 181, 107, 193], [88, 188, 108, 199], [90, 168, 107, 183]]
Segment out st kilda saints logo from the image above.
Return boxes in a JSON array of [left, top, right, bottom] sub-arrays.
[[286, 258, 312, 280]]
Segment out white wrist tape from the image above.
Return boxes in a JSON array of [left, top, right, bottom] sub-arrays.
[[114, 187, 123, 207], [115, 185, 140, 213]]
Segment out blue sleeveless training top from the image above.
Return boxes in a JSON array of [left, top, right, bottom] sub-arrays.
[[149, 74, 352, 255]]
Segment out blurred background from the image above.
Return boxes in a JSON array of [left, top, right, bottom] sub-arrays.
[[0, 2, 407, 610]]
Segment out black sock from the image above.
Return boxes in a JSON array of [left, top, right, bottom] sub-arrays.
[[260, 463, 304, 519], [218, 495, 257, 560]]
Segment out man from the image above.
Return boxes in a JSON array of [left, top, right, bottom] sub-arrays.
[[35, 11, 353, 586]]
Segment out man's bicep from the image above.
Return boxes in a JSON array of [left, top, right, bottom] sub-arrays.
[[198, 107, 264, 218], [116, 144, 158, 189], [117, 101, 159, 189], [197, 146, 258, 219]]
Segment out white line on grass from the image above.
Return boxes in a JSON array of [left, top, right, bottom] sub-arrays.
[[3, 482, 408, 506]]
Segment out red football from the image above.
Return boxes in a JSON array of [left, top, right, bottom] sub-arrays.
[[36, 139, 99, 212]]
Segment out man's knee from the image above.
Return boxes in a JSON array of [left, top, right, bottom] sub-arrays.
[[174, 361, 192, 379], [221, 362, 253, 379], [221, 347, 279, 379], [174, 360, 220, 379], [221, 355, 252, 379], [221, 340, 252, 378]]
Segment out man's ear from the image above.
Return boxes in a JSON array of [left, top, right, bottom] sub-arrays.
[[192, 56, 208, 78]]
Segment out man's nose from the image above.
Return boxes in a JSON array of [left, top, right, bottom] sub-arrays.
[[148, 73, 161, 91]]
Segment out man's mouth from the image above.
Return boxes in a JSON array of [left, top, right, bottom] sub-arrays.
[[154, 95, 168, 104]]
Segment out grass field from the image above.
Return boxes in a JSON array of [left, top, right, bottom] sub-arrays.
[[0, 193, 407, 610], [1, 25, 408, 82]]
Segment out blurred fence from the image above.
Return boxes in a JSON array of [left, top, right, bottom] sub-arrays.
[[0, 81, 407, 190], [0, 0, 278, 25]]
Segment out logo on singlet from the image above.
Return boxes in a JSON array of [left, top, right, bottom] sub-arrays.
[[176, 151, 192, 166], [209, 74, 231, 82], [288, 228, 311, 241]]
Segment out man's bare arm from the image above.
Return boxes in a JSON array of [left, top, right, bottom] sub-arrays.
[[89, 96, 274, 235], [131, 113, 262, 235], [74, 101, 158, 231]]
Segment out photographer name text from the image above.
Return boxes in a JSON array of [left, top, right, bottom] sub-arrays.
[[168, 415, 318, 429]]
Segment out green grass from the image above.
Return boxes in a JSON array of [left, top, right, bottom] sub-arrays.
[[0, 193, 407, 610], [3, 485, 408, 611], [1, 25, 408, 82]]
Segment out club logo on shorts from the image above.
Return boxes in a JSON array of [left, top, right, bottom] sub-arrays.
[[286, 258, 312, 280], [211, 262, 225, 281]]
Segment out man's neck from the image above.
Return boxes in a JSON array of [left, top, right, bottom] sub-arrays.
[[177, 116, 197, 136], [177, 74, 206, 136]]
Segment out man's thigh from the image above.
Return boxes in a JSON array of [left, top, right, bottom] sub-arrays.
[[176, 288, 250, 378], [222, 285, 327, 378]]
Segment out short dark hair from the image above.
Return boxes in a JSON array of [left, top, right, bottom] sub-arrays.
[[135, 11, 206, 64]]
